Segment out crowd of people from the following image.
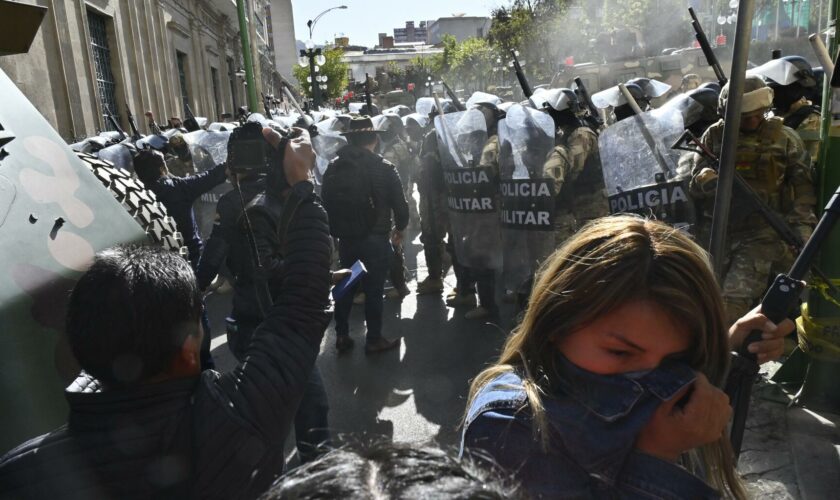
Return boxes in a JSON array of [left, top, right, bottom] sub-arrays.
[[0, 51, 823, 498]]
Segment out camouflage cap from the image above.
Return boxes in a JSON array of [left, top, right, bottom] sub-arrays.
[[718, 75, 774, 116]]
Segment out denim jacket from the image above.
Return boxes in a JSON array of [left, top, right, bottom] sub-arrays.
[[461, 355, 721, 499]]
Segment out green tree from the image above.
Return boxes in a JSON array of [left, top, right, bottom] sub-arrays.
[[292, 46, 349, 100]]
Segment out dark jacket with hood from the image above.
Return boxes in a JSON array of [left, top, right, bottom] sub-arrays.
[[0, 180, 333, 500]]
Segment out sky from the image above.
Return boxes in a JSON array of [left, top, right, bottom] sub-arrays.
[[290, 0, 502, 47]]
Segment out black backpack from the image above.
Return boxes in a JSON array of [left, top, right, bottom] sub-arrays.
[[321, 153, 377, 238]]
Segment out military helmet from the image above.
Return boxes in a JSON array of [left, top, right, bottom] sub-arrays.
[[749, 55, 817, 88], [718, 74, 774, 116], [680, 73, 702, 91], [626, 77, 672, 100], [530, 87, 579, 113], [699, 81, 722, 94], [686, 87, 721, 123]]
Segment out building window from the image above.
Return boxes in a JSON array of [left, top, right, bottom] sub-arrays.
[[211, 67, 221, 118], [87, 11, 119, 130], [227, 57, 238, 111], [176, 51, 190, 116]]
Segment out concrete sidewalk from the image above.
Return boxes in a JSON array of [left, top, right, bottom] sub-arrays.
[[741, 370, 840, 499]]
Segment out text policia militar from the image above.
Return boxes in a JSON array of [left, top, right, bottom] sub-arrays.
[[445, 167, 497, 213], [500, 179, 555, 230]]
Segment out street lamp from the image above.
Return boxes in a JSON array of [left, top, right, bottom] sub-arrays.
[[300, 5, 348, 110]]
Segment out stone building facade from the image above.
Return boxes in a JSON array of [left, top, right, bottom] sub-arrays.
[[0, 0, 295, 142]]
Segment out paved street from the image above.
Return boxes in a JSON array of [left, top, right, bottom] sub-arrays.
[[206, 223, 516, 454], [203, 221, 831, 498]]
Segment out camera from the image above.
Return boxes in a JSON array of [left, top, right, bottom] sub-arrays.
[[227, 121, 295, 191]]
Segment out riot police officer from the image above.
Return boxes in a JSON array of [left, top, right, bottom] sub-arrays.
[[689, 75, 817, 323], [535, 88, 608, 244], [416, 101, 457, 295], [750, 55, 822, 164], [446, 96, 504, 320]]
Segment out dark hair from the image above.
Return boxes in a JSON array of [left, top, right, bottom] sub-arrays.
[[347, 132, 378, 148], [66, 245, 202, 387], [133, 149, 166, 186], [259, 442, 523, 500]]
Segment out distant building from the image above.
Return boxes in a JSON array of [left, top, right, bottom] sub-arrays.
[[427, 16, 491, 44], [335, 36, 350, 47], [394, 21, 428, 43], [0, 0, 286, 140], [267, 0, 298, 84], [342, 44, 443, 85]]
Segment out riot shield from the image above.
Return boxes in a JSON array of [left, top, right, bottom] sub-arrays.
[[497, 104, 557, 289], [183, 130, 232, 239], [312, 117, 348, 184], [97, 143, 134, 172], [598, 107, 696, 230], [435, 109, 502, 269]]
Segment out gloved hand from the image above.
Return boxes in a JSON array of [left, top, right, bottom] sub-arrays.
[[693, 167, 718, 198]]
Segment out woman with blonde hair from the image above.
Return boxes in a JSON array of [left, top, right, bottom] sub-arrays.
[[462, 215, 792, 499]]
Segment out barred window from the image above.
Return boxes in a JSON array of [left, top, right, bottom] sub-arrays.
[[87, 11, 119, 131]]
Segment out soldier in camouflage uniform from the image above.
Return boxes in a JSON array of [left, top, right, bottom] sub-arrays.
[[415, 104, 456, 295], [764, 56, 822, 165], [446, 101, 502, 320], [379, 119, 413, 299], [535, 89, 608, 245], [690, 75, 817, 324]]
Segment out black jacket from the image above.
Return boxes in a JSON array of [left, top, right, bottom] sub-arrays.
[[149, 162, 228, 268], [195, 176, 266, 291], [325, 145, 409, 236], [0, 181, 333, 500]]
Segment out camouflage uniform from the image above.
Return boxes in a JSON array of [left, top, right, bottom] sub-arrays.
[[543, 125, 609, 246], [690, 117, 817, 323], [382, 138, 413, 294], [781, 97, 822, 166], [417, 129, 450, 281], [382, 138, 416, 218]]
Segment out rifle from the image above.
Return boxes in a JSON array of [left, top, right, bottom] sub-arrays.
[[126, 104, 142, 141], [364, 73, 378, 116], [183, 103, 200, 132], [725, 185, 840, 457], [261, 92, 272, 117], [441, 79, 466, 111], [573, 77, 604, 131], [689, 7, 728, 87], [509, 49, 533, 98], [673, 129, 837, 293], [102, 105, 127, 140]]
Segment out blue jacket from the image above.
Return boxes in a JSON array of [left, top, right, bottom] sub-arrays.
[[461, 355, 721, 499]]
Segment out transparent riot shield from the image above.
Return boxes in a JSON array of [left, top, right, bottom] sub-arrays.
[[97, 143, 134, 172], [183, 130, 233, 239], [435, 108, 502, 270], [312, 117, 348, 185], [598, 107, 696, 230], [497, 104, 557, 289]]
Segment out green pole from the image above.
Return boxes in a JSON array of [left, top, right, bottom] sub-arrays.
[[793, 0, 840, 412], [236, 0, 258, 112]]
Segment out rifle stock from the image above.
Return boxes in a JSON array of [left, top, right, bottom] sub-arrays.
[[689, 7, 728, 87]]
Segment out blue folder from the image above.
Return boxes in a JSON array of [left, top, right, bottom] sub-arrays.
[[331, 260, 367, 301]]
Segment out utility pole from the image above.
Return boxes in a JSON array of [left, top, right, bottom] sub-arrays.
[[236, 0, 258, 111]]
